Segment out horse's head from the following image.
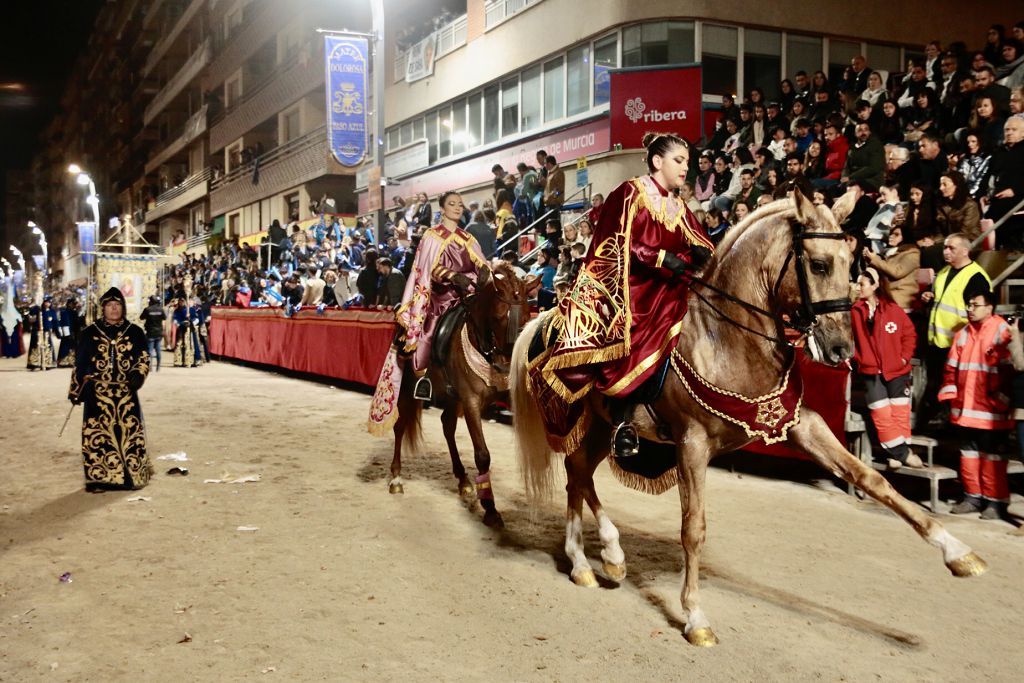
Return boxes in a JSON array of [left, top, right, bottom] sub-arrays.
[[771, 191, 855, 365], [469, 262, 531, 365]]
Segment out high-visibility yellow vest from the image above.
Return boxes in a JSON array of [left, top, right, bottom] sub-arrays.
[[928, 261, 990, 348]]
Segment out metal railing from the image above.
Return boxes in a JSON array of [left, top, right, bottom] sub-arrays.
[[209, 51, 304, 127], [152, 167, 212, 207], [210, 126, 327, 191], [393, 13, 467, 82], [971, 196, 1024, 250], [484, 0, 542, 29], [143, 37, 212, 125], [493, 183, 591, 261], [520, 208, 592, 265]]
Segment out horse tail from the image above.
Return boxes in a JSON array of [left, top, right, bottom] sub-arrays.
[[510, 310, 558, 504], [397, 360, 424, 456]]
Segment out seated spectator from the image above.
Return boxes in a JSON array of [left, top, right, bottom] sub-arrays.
[[529, 248, 557, 290], [863, 223, 921, 311], [693, 154, 716, 205], [577, 217, 593, 253], [997, 40, 1024, 89], [842, 122, 885, 190], [969, 95, 1006, 147], [957, 130, 992, 198], [902, 89, 939, 143], [730, 201, 752, 225], [814, 123, 849, 190], [863, 184, 902, 253], [299, 266, 325, 307], [936, 170, 982, 242], [860, 71, 889, 108], [499, 249, 527, 278], [680, 180, 706, 224], [803, 140, 826, 181], [375, 257, 406, 308], [876, 101, 905, 146], [986, 115, 1024, 248]]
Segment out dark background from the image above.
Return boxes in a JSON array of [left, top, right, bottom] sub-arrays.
[[0, 0, 105, 252]]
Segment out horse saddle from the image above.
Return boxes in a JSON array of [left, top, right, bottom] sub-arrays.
[[430, 303, 467, 369]]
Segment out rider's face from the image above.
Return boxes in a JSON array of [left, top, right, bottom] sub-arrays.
[[652, 143, 690, 190], [442, 194, 464, 223]]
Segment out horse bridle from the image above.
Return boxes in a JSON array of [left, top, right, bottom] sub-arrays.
[[461, 288, 525, 366], [687, 220, 851, 345]]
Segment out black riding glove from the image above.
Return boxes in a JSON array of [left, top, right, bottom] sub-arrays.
[[689, 245, 712, 270], [661, 252, 692, 277], [451, 273, 472, 294]]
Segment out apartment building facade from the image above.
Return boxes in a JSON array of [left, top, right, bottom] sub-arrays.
[[367, 0, 1007, 212]]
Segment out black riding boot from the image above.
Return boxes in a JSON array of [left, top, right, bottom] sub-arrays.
[[610, 399, 639, 458]]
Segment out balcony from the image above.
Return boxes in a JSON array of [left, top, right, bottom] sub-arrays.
[[145, 167, 212, 224], [144, 37, 212, 125], [145, 105, 209, 174], [484, 0, 543, 30], [208, 54, 323, 152], [205, 1, 294, 89], [393, 13, 468, 83], [142, 0, 207, 77], [209, 126, 339, 216]]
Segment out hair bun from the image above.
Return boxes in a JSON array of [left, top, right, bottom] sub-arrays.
[[641, 132, 661, 149]]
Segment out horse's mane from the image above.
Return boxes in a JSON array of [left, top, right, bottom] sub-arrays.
[[710, 196, 839, 264], [490, 261, 520, 281]]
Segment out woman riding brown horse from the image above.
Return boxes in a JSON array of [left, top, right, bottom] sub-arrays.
[[389, 262, 530, 527], [511, 190, 987, 646]]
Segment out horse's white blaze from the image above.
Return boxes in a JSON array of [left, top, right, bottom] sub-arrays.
[[565, 513, 590, 577], [928, 528, 972, 563], [806, 333, 823, 363], [596, 511, 625, 566], [493, 272, 505, 281]]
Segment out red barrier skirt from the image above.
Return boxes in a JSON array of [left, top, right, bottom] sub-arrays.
[[208, 307, 396, 387]]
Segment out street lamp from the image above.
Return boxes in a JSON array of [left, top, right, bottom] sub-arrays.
[[28, 221, 48, 286], [68, 164, 100, 226], [9, 245, 25, 273]]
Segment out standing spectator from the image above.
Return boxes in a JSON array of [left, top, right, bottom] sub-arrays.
[[300, 266, 325, 307], [941, 285, 1013, 519], [495, 189, 515, 239], [375, 258, 406, 308], [139, 295, 167, 371], [851, 267, 921, 469], [465, 210, 496, 259], [491, 164, 508, 194], [863, 224, 922, 311], [919, 233, 992, 428], [936, 170, 982, 242], [356, 248, 379, 305], [542, 155, 565, 216]]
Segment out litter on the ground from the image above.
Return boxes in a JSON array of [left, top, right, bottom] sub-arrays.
[[236, 526, 259, 532], [204, 474, 261, 484], [58, 572, 72, 583], [166, 467, 189, 476], [125, 496, 151, 503], [157, 452, 189, 461]]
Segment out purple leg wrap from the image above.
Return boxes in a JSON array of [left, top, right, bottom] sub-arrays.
[[475, 472, 494, 501]]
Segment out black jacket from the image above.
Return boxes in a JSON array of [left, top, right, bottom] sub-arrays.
[[140, 304, 167, 338]]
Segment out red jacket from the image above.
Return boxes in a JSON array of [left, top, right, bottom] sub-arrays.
[[824, 136, 849, 180], [938, 315, 1013, 430], [851, 298, 916, 380]]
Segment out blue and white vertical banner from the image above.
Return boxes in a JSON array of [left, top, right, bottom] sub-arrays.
[[324, 35, 368, 167], [78, 222, 96, 265]]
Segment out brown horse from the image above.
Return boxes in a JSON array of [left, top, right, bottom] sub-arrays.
[[390, 262, 531, 527], [510, 191, 987, 646]]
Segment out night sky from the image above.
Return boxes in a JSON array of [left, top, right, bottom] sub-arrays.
[[0, 0, 105, 248]]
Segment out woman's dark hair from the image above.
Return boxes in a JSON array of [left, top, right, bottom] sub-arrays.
[[748, 86, 765, 103], [906, 182, 936, 236], [495, 188, 511, 208], [641, 132, 688, 172], [437, 190, 460, 207], [940, 170, 970, 208], [732, 147, 754, 165], [962, 127, 991, 156], [780, 79, 794, 94], [363, 248, 378, 267]]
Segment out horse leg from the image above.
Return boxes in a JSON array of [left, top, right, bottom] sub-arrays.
[[789, 411, 986, 577], [461, 397, 504, 528], [441, 403, 472, 497], [389, 412, 405, 495], [578, 420, 625, 581], [677, 434, 719, 647], [563, 446, 601, 587]]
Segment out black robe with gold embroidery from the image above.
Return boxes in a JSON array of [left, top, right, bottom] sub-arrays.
[[69, 318, 152, 489]]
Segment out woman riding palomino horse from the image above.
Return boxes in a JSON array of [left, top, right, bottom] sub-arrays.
[[511, 182, 988, 647], [368, 191, 530, 526]]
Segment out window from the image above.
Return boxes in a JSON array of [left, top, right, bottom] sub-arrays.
[[280, 106, 301, 143], [702, 24, 738, 95], [413, 117, 425, 141], [593, 34, 617, 106], [501, 77, 519, 137], [225, 71, 242, 107], [567, 45, 589, 116], [786, 34, 822, 81], [277, 23, 302, 65], [225, 139, 243, 172], [468, 93, 482, 147], [227, 212, 240, 239], [543, 56, 564, 122], [425, 110, 438, 163], [438, 104, 452, 158], [744, 29, 781, 100], [622, 21, 695, 67], [400, 121, 413, 146], [285, 192, 300, 221], [484, 85, 499, 143], [828, 39, 861, 84], [521, 64, 541, 131], [452, 98, 468, 154], [387, 128, 399, 151], [866, 44, 901, 75]]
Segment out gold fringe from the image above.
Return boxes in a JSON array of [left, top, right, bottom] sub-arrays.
[[608, 457, 678, 495]]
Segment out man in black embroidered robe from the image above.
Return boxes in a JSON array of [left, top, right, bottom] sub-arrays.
[[69, 287, 152, 491]]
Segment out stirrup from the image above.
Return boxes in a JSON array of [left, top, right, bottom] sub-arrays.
[[413, 376, 433, 402], [611, 421, 639, 458]]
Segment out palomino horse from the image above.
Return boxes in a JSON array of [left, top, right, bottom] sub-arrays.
[[510, 191, 987, 646], [391, 262, 530, 527]]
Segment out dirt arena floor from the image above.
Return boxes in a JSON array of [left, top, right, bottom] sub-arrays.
[[2, 355, 1024, 681]]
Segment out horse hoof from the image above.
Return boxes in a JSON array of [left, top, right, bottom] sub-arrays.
[[388, 482, 404, 494], [483, 510, 504, 528], [571, 569, 599, 587], [685, 627, 719, 647], [602, 562, 627, 582], [459, 483, 474, 497], [947, 551, 988, 577]]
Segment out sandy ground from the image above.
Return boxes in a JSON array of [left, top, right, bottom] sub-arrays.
[[2, 355, 1024, 682]]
